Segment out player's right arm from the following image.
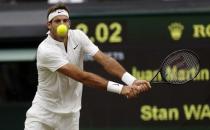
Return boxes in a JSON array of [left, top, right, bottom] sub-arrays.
[[57, 63, 138, 98]]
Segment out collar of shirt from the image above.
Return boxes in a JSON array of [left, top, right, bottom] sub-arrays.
[[47, 34, 65, 46], [46, 31, 79, 51]]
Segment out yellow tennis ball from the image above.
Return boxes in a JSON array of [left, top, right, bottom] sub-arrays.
[[57, 24, 68, 36]]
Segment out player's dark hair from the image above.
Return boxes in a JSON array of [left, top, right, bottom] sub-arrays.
[[47, 3, 70, 20]]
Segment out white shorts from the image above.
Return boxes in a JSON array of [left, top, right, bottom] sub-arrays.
[[24, 103, 80, 130]]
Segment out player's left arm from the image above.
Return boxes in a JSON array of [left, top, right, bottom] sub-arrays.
[[93, 51, 150, 88], [93, 50, 126, 79]]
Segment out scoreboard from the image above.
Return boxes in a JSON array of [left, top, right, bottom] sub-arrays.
[[70, 13, 210, 129]]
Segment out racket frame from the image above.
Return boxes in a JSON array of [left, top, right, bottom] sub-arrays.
[[150, 49, 200, 84]]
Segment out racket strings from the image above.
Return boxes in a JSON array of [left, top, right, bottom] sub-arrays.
[[161, 51, 199, 84]]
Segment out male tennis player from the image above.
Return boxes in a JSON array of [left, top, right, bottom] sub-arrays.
[[24, 3, 151, 130]]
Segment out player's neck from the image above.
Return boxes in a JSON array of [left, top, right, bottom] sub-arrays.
[[50, 33, 66, 43]]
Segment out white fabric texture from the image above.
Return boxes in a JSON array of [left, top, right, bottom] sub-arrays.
[[107, 81, 123, 94], [25, 102, 80, 130], [48, 9, 69, 22], [121, 72, 136, 85]]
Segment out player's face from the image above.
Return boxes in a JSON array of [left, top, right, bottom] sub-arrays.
[[48, 15, 70, 39]]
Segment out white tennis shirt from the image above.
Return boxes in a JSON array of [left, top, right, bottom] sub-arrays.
[[32, 29, 99, 113]]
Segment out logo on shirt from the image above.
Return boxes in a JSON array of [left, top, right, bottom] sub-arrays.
[[73, 44, 79, 50]]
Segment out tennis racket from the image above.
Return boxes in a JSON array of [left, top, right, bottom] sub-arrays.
[[150, 49, 200, 84]]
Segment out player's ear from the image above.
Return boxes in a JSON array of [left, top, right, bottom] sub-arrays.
[[67, 24, 70, 29], [67, 19, 71, 29], [47, 22, 52, 30], [66, 21, 70, 29]]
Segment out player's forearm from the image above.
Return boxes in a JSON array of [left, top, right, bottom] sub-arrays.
[[94, 51, 126, 79], [78, 71, 108, 90], [103, 56, 126, 78], [94, 51, 137, 85], [104, 58, 137, 85]]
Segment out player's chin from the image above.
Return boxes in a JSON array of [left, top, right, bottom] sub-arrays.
[[59, 35, 66, 38], [57, 35, 67, 39]]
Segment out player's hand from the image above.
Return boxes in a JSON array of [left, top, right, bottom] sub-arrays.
[[132, 79, 151, 93], [121, 85, 142, 99]]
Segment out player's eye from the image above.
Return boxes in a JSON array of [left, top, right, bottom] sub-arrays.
[[63, 19, 70, 23], [53, 19, 70, 24], [54, 19, 61, 24]]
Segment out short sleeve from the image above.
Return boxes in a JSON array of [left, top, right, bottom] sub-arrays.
[[77, 30, 99, 56], [37, 46, 69, 72]]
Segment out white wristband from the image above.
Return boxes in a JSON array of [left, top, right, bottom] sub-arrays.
[[121, 72, 136, 85], [107, 81, 123, 94]]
